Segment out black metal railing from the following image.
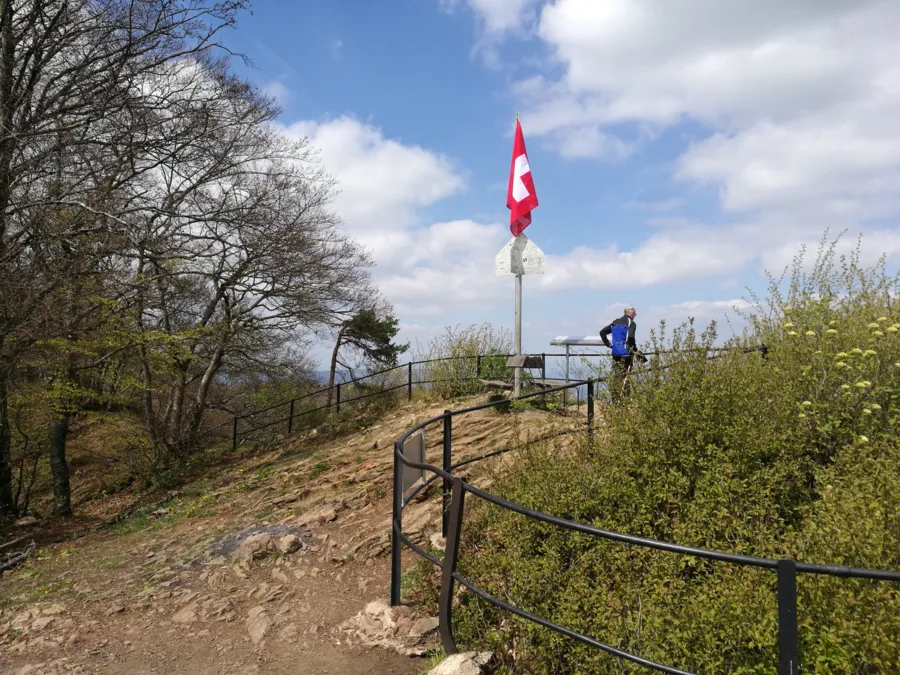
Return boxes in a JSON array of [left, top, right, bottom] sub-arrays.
[[212, 345, 766, 449], [212, 351, 613, 449], [390, 377, 900, 675]]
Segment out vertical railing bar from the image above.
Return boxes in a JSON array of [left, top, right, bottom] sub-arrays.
[[442, 410, 452, 537], [408, 362, 413, 402], [438, 478, 466, 655], [390, 442, 403, 607], [777, 559, 799, 675], [287, 399, 295, 435], [232, 416, 238, 451], [587, 377, 594, 439], [336, 383, 341, 415]]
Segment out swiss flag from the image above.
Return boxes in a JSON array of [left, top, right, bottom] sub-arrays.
[[507, 118, 538, 237]]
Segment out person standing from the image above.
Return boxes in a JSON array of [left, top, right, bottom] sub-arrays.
[[599, 306, 643, 402]]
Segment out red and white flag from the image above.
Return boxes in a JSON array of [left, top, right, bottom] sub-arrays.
[[506, 118, 538, 237]]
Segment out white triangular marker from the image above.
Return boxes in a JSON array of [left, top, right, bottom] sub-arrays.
[[495, 233, 545, 277]]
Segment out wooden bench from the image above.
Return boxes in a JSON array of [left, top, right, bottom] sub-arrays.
[[477, 355, 562, 393]]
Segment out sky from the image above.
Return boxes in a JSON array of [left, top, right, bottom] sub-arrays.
[[223, 0, 900, 368]]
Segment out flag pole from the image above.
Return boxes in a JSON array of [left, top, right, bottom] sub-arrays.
[[514, 271, 522, 398], [513, 113, 523, 398]]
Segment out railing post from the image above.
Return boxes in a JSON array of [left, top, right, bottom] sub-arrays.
[[476, 355, 482, 378], [336, 383, 341, 415], [287, 399, 295, 435], [541, 352, 546, 381], [587, 378, 594, 439], [438, 478, 466, 655], [408, 362, 413, 402], [391, 442, 403, 607], [442, 411, 452, 537], [232, 416, 238, 450], [777, 559, 799, 675]]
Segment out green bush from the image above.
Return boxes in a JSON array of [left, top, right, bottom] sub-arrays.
[[413, 324, 512, 398], [449, 242, 900, 674]]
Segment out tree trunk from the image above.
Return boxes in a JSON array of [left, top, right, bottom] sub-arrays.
[[0, 1, 18, 519], [0, 369, 15, 517], [184, 345, 225, 452], [49, 411, 72, 516], [326, 329, 345, 407], [166, 368, 188, 451]]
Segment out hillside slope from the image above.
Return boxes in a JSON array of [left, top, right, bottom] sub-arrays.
[[0, 396, 577, 674]]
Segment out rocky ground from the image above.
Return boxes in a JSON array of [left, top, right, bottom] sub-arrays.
[[0, 396, 580, 674]]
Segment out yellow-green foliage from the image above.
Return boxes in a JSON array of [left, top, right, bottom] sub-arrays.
[[414, 324, 512, 398], [451, 243, 900, 674]]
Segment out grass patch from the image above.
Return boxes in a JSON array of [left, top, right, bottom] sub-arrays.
[[255, 506, 275, 521], [98, 555, 126, 569], [310, 462, 331, 478], [109, 495, 217, 536]]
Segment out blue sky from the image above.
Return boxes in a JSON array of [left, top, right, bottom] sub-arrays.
[[224, 0, 900, 367]]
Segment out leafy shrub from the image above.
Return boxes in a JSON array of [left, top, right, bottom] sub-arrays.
[[413, 324, 512, 398], [449, 242, 900, 674]]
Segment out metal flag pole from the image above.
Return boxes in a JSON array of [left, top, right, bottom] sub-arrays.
[[497, 233, 543, 397], [499, 113, 542, 398], [514, 272, 523, 397]]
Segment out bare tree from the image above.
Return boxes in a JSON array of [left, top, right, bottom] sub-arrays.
[[122, 68, 373, 459], [0, 0, 248, 516]]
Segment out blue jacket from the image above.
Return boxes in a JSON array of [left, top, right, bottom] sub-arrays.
[[600, 315, 636, 357]]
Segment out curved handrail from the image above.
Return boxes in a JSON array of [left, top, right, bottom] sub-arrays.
[[389, 376, 900, 675]]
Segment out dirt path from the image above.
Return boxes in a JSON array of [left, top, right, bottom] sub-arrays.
[[0, 398, 580, 675]]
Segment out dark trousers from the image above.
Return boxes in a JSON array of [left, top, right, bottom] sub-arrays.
[[610, 355, 634, 403]]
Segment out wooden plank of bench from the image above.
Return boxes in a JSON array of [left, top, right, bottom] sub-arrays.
[[478, 379, 513, 390], [531, 379, 569, 390]]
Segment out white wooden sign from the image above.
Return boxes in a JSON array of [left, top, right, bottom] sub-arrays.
[[495, 233, 545, 277]]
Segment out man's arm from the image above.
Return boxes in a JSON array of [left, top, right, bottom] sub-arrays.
[[626, 321, 637, 352], [599, 323, 612, 348]]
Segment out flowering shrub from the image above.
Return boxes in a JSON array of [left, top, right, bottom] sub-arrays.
[[450, 243, 900, 674]]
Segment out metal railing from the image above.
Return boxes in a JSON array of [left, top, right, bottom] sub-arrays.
[[215, 351, 612, 449], [390, 377, 900, 675], [213, 345, 766, 449]]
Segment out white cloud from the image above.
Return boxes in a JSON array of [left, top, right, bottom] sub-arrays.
[[555, 125, 634, 159], [758, 228, 900, 275], [330, 39, 344, 60], [450, 0, 900, 302], [279, 117, 465, 239], [678, 116, 900, 219], [278, 117, 509, 318], [440, 0, 543, 67], [641, 299, 753, 340], [509, 0, 900, 226], [262, 81, 290, 107], [531, 0, 895, 128], [441, 0, 541, 34], [467, 0, 541, 34], [539, 226, 756, 291], [537, 218, 900, 294], [377, 219, 510, 315]]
